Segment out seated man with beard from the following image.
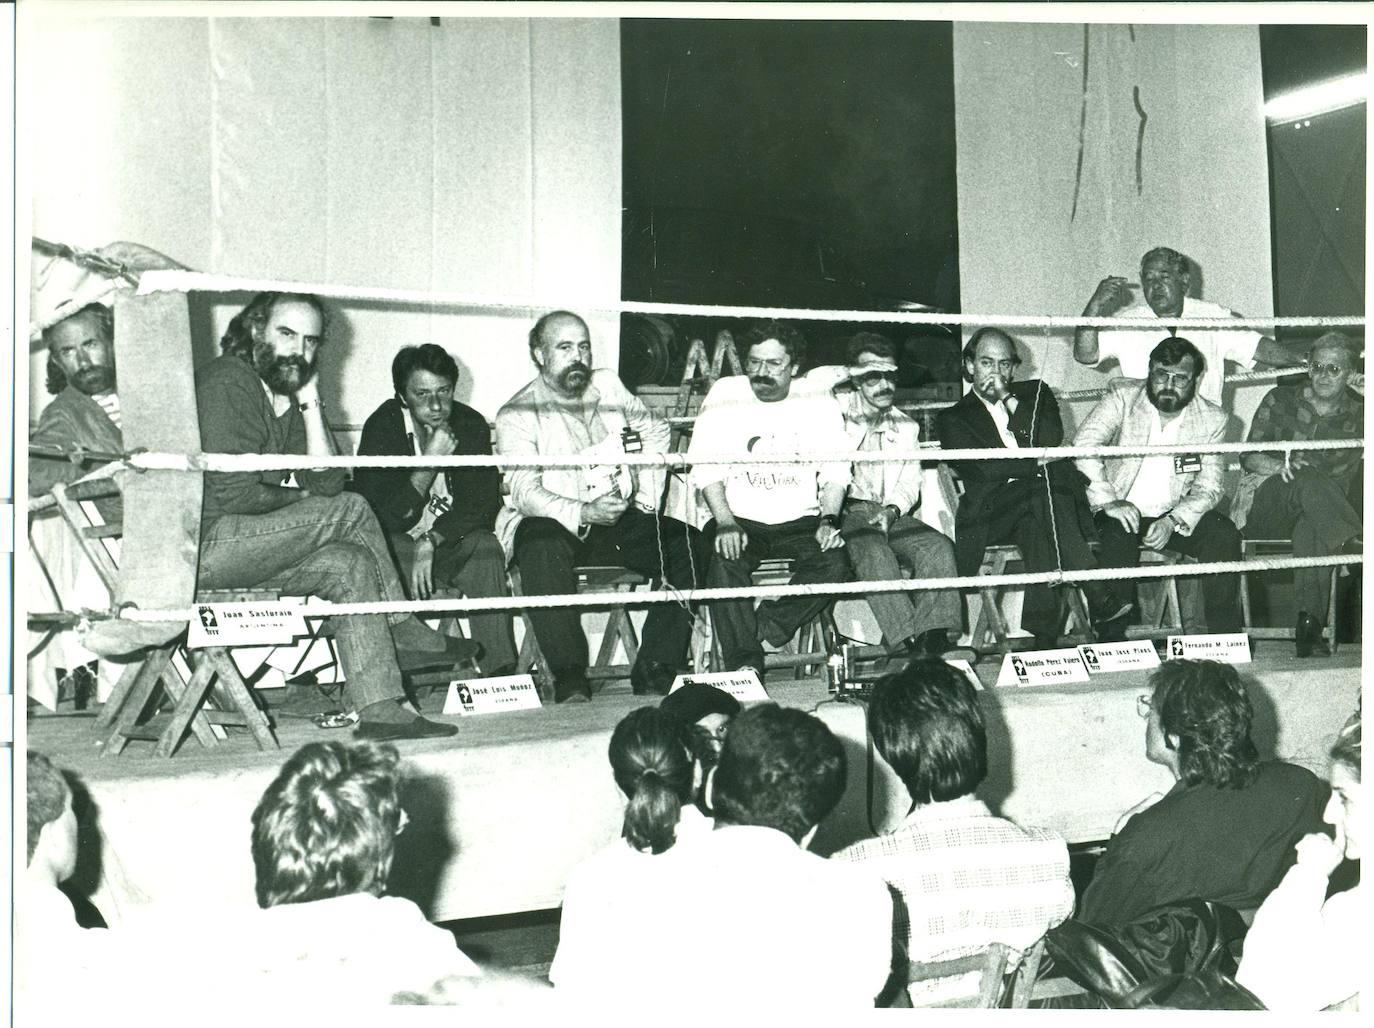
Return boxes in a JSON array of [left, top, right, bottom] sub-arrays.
[[194, 292, 474, 741]]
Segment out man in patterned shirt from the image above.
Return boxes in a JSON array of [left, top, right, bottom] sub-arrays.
[[831, 659, 1074, 1003], [1234, 332, 1363, 656]]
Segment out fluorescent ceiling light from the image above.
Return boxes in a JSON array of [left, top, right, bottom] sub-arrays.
[[1265, 72, 1367, 124]]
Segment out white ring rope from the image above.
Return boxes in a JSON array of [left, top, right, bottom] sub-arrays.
[[95, 553, 1361, 623], [98, 437, 1362, 474], [137, 269, 1365, 333]]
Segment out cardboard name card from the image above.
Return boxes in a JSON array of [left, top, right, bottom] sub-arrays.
[[996, 648, 1092, 687], [669, 669, 770, 703], [443, 674, 543, 716], [1165, 634, 1251, 665], [187, 601, 307, 648], [945, 657, 984, 691], [1077, 641, 1163, 675]]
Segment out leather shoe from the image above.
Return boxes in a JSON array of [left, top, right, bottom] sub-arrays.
[[396, 636, 482, 672], [1295, 611, 1330, 658], [630, 659, 676, 696], [354, 715, 459, 741]]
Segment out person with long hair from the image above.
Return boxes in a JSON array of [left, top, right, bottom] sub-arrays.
[[1238, 708, 1362, 1011], [549, 707, 708, 991]]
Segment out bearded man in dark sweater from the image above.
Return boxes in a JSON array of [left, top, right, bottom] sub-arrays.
[[194, 292, 473, 741]]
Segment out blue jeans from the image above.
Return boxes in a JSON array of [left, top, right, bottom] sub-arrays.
[[197, 492, 405, 710]]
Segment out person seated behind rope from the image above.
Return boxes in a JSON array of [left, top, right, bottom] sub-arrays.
[[1079, 660, 1328, 926], [831, 659, 1075, 1005], [832, 332, 971, 666], [195, 292, 473, 741], [549, 706, 713, 995], [1075, 246, 1298, 407], [688, 320, 854, 676], [658, 681, 741, 814], [1073, 336, 1243, 637], [935, 328, 1131, 649], [352, 344, 517, 676], [1232, 331, 1364, 657], [1238, 706, 1361, 1011]]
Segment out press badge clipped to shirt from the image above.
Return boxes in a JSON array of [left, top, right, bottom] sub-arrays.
[[1173, 454, 1202, 475], [621, 427, 643, 453]]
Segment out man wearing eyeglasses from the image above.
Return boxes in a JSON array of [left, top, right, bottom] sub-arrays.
[[1075, 246, 1295, 407], [1075, 336, 1243, 635], [833, 333, 966, 664], [689, 320, 853, 676], [1232, 332, 1363, 656], [936, 328, 1130, 649]]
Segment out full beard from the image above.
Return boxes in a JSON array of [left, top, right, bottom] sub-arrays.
[[1146, 379, 1190, 413], [72, 366, 117, 395], [557, 363, 591, 395], [255, 345, 318, 396]]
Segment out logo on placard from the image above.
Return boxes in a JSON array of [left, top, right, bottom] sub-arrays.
[[1171, 639, 1185, 658], [457, 684, 475, 711], [1082, 646, 1100, 671], [197, 606, 219, 634], [1011, 655, 1028, 681]]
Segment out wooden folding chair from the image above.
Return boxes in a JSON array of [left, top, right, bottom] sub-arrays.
[[904, 942, 1012, 1008], [1240, 537, 1340, 652], [972, 544, 1092, 654]]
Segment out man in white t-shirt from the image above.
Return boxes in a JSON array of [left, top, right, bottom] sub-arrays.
[[1075, 246, 1293, 406], [688, 320, 853, 675], [1074, 336, 1242, 634]]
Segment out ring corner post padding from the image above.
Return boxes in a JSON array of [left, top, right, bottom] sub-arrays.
[[94, 289, 203, 655]]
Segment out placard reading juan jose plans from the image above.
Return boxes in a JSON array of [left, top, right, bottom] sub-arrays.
[[1077, 641, 1163, 675]]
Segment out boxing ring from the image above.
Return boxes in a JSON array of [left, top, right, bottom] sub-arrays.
[[22, 260, 1365, 926]]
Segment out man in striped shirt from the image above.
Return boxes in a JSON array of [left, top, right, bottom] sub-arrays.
[[832, 659, 1074, 1002]]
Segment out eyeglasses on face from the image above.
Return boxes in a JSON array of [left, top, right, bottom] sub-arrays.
[[1308, 362, 1351, 378], [855, 370, 896, 386], [746, 357, 790, 374], [1149, 367, 1194, 389], [1136, 694, 1155, 718]]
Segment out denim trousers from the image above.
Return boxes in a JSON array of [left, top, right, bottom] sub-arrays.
[[197, 492, 406, 710]]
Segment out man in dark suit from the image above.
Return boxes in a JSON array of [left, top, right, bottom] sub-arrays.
[[935, 328, 1130, 647], [353, 344, 516, 676]]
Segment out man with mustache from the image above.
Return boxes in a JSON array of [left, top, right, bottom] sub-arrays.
[[1075, 246, 1295, 407], [195, 292, 472, 741], [494, 310, 704, 703], [688, 320, 853, 676], [1074, 336, 1242, 634], [936, 328, 1131, 649], [834, 333, 967, 665]]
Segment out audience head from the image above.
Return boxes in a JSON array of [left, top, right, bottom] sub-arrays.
[[222, 292, 329, 397], [1147, 336, 1205, 413], [740, 320, 806, 403], [1139, 246, 1191, 318], [26, 751, 78, 884], [962, 327, 1020, 402], [608, 707, 696, 855], [1142, 660, 1259, 789], [709, 704, 846, 844], [868, 659, 988, 806], [392, 344, 459, 431], [1326, 711, 1361, 861], [846, 332, 899, 412], [660, 683, 742, 801], [43, 303, 116, 397], [251, 740, 404, 908], [1307, 332, 1361, 402], [528, 311, 592, 397]]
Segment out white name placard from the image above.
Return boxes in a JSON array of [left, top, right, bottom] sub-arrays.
[[1077, 641, 1162, 675], [996, 648, 1091, 688], [187, 602, 307, 648], [1165, 634, 1252, 665], [670, 670, 770, 703], [444, 674, 543, 716], [945, 657, 983, 691]]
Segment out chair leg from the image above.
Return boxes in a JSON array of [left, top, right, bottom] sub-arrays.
[[155, 653, 220, 758], [1327, 567, 1340, 654], [92, 657, 146, 734], [101, 647, 172, 757], [207, 649, 277, 751]]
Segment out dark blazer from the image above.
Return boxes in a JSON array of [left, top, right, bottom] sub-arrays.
[[352, 396, 503, 545], [935, 379, 1071, 575]]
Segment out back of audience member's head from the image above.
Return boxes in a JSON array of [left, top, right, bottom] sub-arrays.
[[608, 707, 695, 855], [710, 704, 846, 843], [27, 751, 73, 870], [869, 659, 987, 806], [1150, 660, 1259, 790], [1331, 712, 1361, 782], [251, 741, 403, 908]]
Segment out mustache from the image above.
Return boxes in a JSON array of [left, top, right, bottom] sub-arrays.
[[565, 363, 590, 375], [750, 376, 776, 387]]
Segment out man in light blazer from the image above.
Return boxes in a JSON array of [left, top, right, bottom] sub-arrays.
[[1074, 335, 1242, 634]]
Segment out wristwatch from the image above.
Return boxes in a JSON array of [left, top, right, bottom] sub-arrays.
[[418, 529, 439, 548], [821, 514, 841, 529], [297, 397, 324, 413], [1165, 512, 1185, 531]]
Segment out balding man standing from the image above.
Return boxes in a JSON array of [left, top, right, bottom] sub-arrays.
[[1076, 246, 1294, 407], [494, 311, 705, 703], [936, 329, 1130, 648]]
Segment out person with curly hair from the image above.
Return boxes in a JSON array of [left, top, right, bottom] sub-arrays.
[[1079, 660, 1329, 925], [1238, 708, 1362, 1011]]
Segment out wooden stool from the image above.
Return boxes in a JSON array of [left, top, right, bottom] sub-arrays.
[[1125, 550, 1187, 639], [514, 565, 652, 698], [1240, 538, 1340, 652], [971, 544, 1092, 654]]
